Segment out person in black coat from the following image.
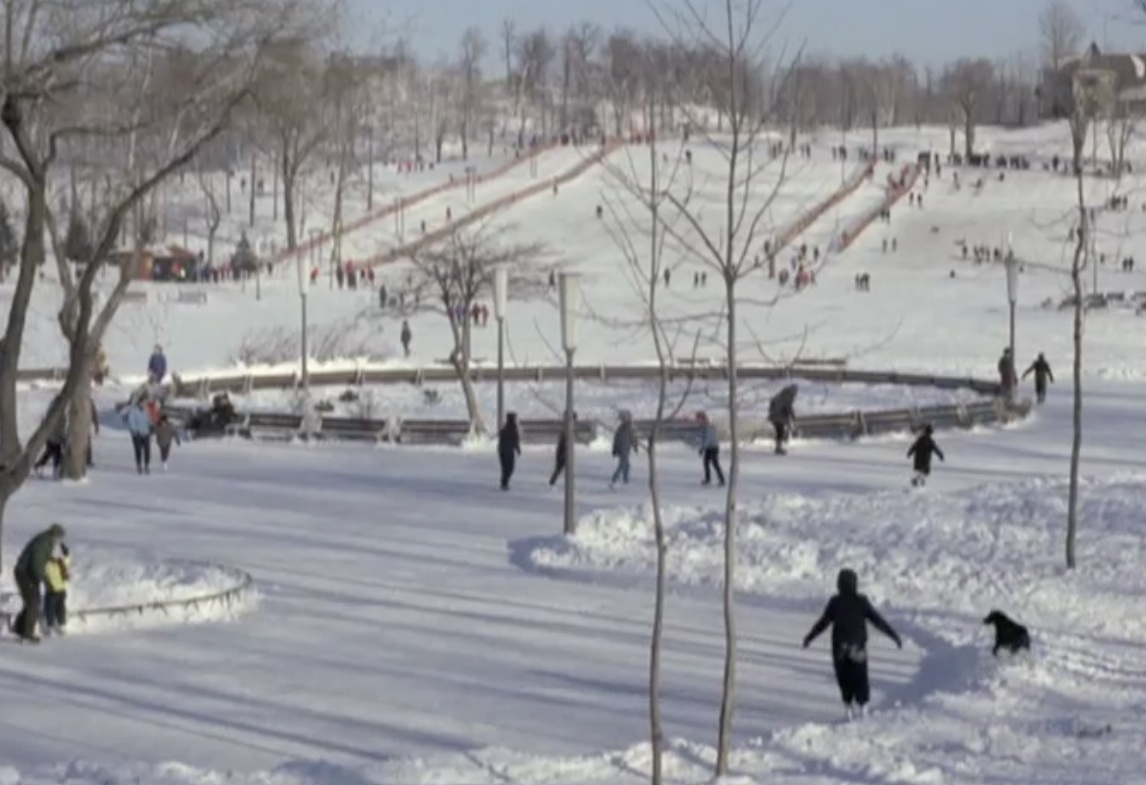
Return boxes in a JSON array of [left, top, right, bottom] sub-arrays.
[[497, 412, 522, 491], [1022, 352, 1054, 404], [549, 412, 575, 486], [768, 384, 798, 455], [803, 568, 902, 718], [906, 424, 944, 486]]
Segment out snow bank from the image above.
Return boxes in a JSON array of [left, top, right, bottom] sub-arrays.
[[0, 547, 256, 634]]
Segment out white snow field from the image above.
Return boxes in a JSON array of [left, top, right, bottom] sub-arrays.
[[2, 121, 1146, 785]]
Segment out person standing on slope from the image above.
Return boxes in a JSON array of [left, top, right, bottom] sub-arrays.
[[802, 568, 902, 720], [1022, 352, 1054, 404], [610, 410, 638, 489], [147, 344, 167, 385], [497, 412, 521, 491], [10, 523, 66, 643], [695, 411, 724, 486], [906, 424, 945, 487]]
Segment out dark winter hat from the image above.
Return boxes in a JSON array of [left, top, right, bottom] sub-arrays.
[[924, 423, 934, 434], [837, 568, 858, 594]]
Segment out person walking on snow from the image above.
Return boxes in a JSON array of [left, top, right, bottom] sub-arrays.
[[124, 397, 154, 474], [549, 412, 576, 486], [610, 410, 638, 488], [802, 568, 903, 720], [696, 411, 724, 486], [768, 384, 799, 455], [154, 414, 181, 472], [10, 523, 66, 643], [147, 344, 167, 384], [906, 424, 945, 487], [497, 412, 521, 491], [1022, 352, 1054, 404], [400, 321, 412, 358]]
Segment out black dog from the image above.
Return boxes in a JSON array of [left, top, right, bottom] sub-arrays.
[[983, 610, 1031, 656]]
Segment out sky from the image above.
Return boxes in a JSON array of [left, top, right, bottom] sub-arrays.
[[348, 0, 1140, 66]]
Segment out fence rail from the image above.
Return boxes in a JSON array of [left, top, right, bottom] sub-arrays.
[[128, 366, 1025, 446], [0, 561, 253, 629]]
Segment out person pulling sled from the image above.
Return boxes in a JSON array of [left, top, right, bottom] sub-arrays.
[[906, 424, 944, 487]]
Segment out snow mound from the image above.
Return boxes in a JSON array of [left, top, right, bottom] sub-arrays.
[[0, 548, 256, 634], [522, 475, 1146, 644]]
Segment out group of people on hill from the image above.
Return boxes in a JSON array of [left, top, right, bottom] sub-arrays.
[[8, 523, 70, 643]]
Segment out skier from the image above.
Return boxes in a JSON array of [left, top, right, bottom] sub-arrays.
[[610, 410, 637, 488], [1022, 352, 1054, 404], [768, 384, 798, 455], [549, 412, 575, 487], [802, 568, 903, 720], [400, 321, 412, 358], [695, 411, 724, 486], [997, 347, 1016, 400], [497, 412, 521, 491], [906, 424, 945, 487], [10, 523, 66, 643]]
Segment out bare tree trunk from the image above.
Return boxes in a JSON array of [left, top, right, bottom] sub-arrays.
[[62, 364, 94, 479], [248, 151, 256, 227], [645, 109, 666, 785], [282, 153, 298, 249], [451, 316, 485, 433], [716, 279, 739, 774], [1066, 121, 1086, 569]]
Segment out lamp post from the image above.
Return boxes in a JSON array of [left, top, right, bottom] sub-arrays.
[[493, 265, 508, 430], [1004, 242, 1019, 398], [559, 273, 580, 536]]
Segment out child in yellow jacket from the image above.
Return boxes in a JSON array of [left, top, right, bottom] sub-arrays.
[[43, 542, 69, 635]]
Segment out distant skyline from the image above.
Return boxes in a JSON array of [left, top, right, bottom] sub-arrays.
[[348, 0, 1140, 67]]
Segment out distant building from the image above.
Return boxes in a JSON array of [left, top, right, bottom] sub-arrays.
[[1040, 43, 1146, 119]]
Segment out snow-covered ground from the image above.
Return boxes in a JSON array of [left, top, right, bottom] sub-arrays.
[[3, 121, 1146, 785]]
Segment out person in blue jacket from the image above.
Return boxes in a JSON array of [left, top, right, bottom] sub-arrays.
[[123, 396, 154, 474], [696, 411, 724, 486], [147, 344, 167, 384]]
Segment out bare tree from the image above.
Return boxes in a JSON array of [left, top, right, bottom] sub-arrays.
[[0, 0, 310, 547], [393, 224, 551, 433], [1064, 71, 1113, 568], [198, 167, 224, 267], [458, 27, 487, 161], [1040, 0, 1085, 69], [651, 0, 793, 773], [254, 36, 335, 250], [598, 89, 699, 785], [1106, 104, 1135, 179], [943, 59, 995, 159]]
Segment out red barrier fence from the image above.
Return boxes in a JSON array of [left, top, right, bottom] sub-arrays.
[[837, 163, 922, 252]]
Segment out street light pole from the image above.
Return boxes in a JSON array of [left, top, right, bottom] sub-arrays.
[[1004, 242, 1019, 400], [559, 273, 581, 536], [493, 266, 508, 430]]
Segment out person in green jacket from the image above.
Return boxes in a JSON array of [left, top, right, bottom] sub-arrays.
[[11, 523, 66, 643]]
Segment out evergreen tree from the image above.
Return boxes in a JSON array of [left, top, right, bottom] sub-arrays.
[[232, 233, 257, 273], [63, 205, 94, 263]]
